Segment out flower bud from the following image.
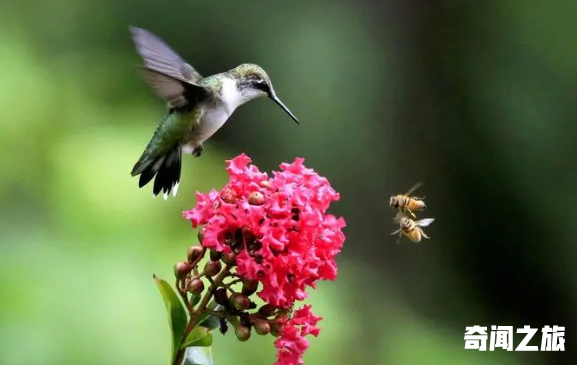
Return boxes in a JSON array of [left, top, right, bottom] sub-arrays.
[[203, 260, 222, 277], [197, 227, 205, 244], [240, 315, 252, 328], [220, 187, 237, 204], [235, 326, 251, 342], [174, 261, 192, 279], [222, 252, 237, 266], [242, 278, 258, 296], [259, 180, 271, 189], [248, 191, 265, 205], [270, 322, 282, 337], [230, 293, 250, 311], [258, 304, 276, 318], [275, 311, 289, 321], [187, 278, 204, 295], [253, 319, 271, 335], [209, 249, 222, 261], [187, 246, 205, 264], [214, 288, 229, 306]]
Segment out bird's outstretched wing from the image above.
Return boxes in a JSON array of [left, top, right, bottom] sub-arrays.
[[130, 26, 207, 108]]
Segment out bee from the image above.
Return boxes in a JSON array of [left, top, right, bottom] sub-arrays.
[[389, 182, 426, 219], [391, 212, 435, 243]]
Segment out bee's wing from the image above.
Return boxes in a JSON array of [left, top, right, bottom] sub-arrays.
[[403, 182, 423, 196], [415, 218, 435, 227]]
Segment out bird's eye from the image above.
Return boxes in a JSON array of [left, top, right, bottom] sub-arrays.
[[254, 79, 269, 92]]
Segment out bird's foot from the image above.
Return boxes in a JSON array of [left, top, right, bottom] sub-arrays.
[[192, 145, 203, 158]]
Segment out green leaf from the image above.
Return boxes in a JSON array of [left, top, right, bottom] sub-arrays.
[[199, 315, 220, 331], [153, 274, 188, 365], [181, 327, 213, 348], [183, 346, 214, 365], [197, 302, 223, 330]]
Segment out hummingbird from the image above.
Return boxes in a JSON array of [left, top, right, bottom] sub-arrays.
[[129, 27, 299, 199]]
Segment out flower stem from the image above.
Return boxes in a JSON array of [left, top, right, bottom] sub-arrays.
[[172, 265, 232, 365], [176, 278, 191, 313], [223, 278, 242, 288]]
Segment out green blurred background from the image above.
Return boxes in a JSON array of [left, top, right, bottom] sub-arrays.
[[1, 1, 575, 364]]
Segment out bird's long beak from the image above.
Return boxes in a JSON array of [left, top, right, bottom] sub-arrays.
[[269, 92, 299, 124]]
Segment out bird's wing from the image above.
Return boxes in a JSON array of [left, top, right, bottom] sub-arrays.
[[138, 67, 207, 108], [130, 26, 203, 84], [130, 27, 207, 108]]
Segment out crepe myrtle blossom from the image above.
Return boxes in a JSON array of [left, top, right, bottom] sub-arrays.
[[183, 154, 345, 308], [172, 154, 345, 365]]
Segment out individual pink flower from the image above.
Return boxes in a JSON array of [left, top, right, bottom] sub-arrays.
[[183, 154, 346, 308]]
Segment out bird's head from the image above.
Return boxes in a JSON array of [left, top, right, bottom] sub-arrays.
[[231, 63, 299, 124]]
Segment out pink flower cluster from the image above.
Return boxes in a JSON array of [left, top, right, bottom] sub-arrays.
[[274, 305, 322, 365], [183, 154, 346, 365], [184, 154, 345, 308]]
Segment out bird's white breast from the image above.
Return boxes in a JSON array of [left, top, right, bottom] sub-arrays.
[[183, 78, 243, 154]]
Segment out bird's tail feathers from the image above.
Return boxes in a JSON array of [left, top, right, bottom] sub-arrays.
[[131, 145, 182, 200]]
